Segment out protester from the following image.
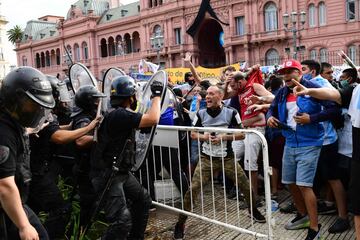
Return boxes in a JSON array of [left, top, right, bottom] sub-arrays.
[[267, 59, 340, 240], [174, 85, 265, 240]]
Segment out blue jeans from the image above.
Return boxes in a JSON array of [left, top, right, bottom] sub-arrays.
[[190, 140, 200, 165], [282, 145, 321, 187]]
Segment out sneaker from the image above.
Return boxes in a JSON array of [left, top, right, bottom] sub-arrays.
[[249, 208, 266, 223], [305, 224, 321, 240], [328, 217, 350, 233], [285, 213, 310, 230], [173, 222, 185, 240], [280, 202, 297, 214], [317, 201, 337, 215], [238, 198, 262, 210]]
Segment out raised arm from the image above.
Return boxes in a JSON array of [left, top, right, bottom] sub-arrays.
[[183, 52, 202, 85], [292, 79, 341, 104]]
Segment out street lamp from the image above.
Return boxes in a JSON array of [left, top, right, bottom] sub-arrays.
[[283, 11, 306, 59], [150, 32, 164, 68]]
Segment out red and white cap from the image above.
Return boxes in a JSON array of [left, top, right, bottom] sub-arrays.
[[277, 59, 302, 74]]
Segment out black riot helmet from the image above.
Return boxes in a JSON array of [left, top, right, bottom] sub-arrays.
[[110, 76, 137, 108], [47, 75, 71, 104], [74, 85, 105, 112], [110, 75, 136, 98], [0, 67, 55, 127]]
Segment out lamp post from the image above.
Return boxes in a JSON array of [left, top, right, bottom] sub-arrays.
[[150, 32, 164, 68], [283, 11, 306, 60]]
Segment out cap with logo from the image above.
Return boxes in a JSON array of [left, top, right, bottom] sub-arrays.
[[277, 59, 302, 75]]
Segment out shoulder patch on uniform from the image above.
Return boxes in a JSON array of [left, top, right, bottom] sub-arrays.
[[0, 146, 10, 165]]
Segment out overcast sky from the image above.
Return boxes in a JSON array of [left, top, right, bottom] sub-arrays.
[[2, 0, 137, 65]]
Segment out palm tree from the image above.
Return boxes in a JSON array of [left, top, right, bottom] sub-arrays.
[[7, 25, 23, 44]]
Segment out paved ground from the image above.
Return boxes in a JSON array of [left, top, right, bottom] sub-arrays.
[[144, 184, 356, 240]]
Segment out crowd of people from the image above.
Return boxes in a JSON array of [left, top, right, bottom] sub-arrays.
[[0, 51, 359, 240]]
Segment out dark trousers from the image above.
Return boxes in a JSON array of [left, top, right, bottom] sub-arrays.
[[27, 171, 70, 238], [95, 173, 151, 240], [5, 204, 49, 240], [139, 146, 189, 200]]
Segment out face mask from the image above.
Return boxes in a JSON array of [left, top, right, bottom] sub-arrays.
[[340, 79, 350, 88], [302, 73, 313, 81], [188, 80, 195, 86]]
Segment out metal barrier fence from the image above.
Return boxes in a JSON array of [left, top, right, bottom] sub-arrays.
[[137, 125, 274, 239]]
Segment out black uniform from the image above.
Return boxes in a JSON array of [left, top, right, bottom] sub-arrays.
[[71, 111, 97, 226], [91, 107, 151, 240], [27, 114, 70, 238], [0, 110, 49, 240]]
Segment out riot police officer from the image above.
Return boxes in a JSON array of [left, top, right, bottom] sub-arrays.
[[27, 76, 101, 238], [90, 76, 163, 240], [71, 85, 105, 227], [0, 67, 54, 240]]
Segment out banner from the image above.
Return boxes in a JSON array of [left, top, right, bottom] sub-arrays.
[[165, 63, 241, 83]]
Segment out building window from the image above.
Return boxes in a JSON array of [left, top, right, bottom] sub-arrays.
[[154, 25, 162, 36], [174, 28, 181, 45], [22, 56, 27, 66], [319, 48, 328, 62], [264, 2, 278, 32], [265, 48, 280, 65], [74, 44, 80, 61], [318, 2, 326, 26], [346, 0, 356, 21], [310, 49, 317, 60], [82, 42, 88, 60], [235, 16, 245, 36], [308, 4, 316, 27], [348, 45, 357, 64]]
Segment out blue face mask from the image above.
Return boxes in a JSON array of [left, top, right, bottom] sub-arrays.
[[302, 73, 313, 81]]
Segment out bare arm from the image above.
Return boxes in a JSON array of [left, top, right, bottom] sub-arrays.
[[183, 52, 202, 85], [0, 177, 39, 240], [139, 97, 161, 128], [253, 83, 274, 98], [51, 117, 100, 144], [292, 79, 342, 104], [307, 88, 341, 104]]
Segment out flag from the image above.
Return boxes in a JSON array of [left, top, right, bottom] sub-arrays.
[[138, 59, 145, 74], [240, 61, 247, 71], [144, 60, 159, 73]]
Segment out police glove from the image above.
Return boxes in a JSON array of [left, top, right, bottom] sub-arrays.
[[151, 81, 163, 98]]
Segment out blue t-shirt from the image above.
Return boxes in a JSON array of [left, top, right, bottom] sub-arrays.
[[159, 107, 174, 125], [310, 76, 338, 145]]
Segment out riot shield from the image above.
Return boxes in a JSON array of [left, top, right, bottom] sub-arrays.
[[102, 67, 126, 113], [132, 70, 168, 171], [68, 63, 98, 92]]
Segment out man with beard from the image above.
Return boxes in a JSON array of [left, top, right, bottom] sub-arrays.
[[290, 67, 360, 239], [173, 85, 265, 240], [90, 76, 163, 240], [224, 65, 274, 202], [267, 59, 340, 240]]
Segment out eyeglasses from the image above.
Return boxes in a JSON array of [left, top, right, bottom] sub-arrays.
[[324, 71, 333, 74]]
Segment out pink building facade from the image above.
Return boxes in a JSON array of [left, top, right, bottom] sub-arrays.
[[15, 0, 360, 79]]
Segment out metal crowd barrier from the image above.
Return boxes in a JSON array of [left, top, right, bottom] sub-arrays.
[[138, 125, 273, 239]]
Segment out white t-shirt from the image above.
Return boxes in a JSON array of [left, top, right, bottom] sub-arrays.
[[349, 84, 360, 128]]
